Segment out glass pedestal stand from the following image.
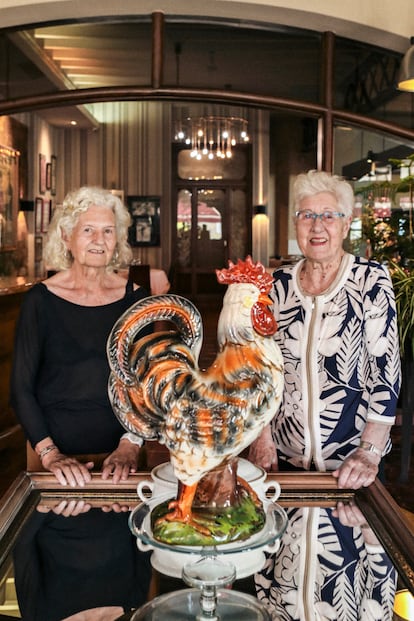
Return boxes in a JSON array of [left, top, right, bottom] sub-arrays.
[[182, 550, 237, 620], [129, 496, 287, 621]]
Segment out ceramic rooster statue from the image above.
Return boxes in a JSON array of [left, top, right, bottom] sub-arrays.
[[107, 256, 283, 542]]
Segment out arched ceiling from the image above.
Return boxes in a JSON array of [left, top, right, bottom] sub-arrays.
[[0, 2, 413, 133], [0, 0, 412, 52]]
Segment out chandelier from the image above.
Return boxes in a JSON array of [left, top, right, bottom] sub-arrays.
[[174, 115, 249, 160]]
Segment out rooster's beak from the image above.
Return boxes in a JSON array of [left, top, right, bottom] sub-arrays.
[[258, 292, 273, 307]]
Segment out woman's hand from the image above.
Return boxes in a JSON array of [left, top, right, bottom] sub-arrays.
[[37, 498, 133, 515], [248, 425, 278, 471], [37, 498, 92, 516], [332, 448, 380, 489], [333, 500, 380, 545], [42, 449, 94, 487], [101, 439, 141, 484]]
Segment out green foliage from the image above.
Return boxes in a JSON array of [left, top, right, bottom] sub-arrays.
[[354, 155, 414, 358], [389, 262, 414, 358], [355, 184, 414, 264], [151, 494, 266, 546]]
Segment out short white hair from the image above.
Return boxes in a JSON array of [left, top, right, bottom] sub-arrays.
[[293, 170, 354, 218]]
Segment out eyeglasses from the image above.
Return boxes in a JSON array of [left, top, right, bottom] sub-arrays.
[[295, 210, 345, 224]]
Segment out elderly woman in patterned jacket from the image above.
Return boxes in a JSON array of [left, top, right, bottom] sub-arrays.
[[249, 169, 401, 490]]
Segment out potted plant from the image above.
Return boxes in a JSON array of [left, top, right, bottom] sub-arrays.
[[389, 262, 414, 359], [354, 160, 414, 482]]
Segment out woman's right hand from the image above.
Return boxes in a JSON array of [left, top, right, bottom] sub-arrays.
[[42, 449, 94, 487], [248, 425, 278, 471]]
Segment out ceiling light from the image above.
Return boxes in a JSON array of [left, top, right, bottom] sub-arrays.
[[397, 37, 414, 91], [174, 116, 249, 159]]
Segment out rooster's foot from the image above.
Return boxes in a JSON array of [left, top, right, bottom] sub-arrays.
[[157, 501, 212, 536]]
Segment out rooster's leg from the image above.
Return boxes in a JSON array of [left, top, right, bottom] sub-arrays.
[[165, 482, 197, 522], [159, 482, 212, 535], [237, 476, 261, 506]]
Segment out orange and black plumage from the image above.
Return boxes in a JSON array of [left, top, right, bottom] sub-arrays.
[[107, 256, 283, 527]]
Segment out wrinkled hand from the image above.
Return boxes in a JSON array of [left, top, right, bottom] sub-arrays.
[[101, 439, 141, 484], [333, 500, 380, 545], [333, 500, 366, 527], [248, 426, 278, 471], [37, 499, 133, 515], [332, 448, 380, 489], [37, 498, 92, 516], [101, 502, 134, 513], [42, 450, 94, 487]]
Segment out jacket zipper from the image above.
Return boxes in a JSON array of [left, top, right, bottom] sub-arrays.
[[305, 297, 318, 470]]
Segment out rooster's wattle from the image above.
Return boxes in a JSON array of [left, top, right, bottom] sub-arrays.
[[107, 257, 283, 533]]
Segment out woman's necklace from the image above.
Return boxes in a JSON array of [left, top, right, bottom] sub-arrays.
[[299, 253, 344, 295]]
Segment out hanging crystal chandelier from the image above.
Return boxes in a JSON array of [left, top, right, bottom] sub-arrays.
[[174, 115, 249, 159]]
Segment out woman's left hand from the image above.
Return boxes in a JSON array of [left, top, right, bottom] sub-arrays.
[[333, 501, 380, 545], [332, 448, 380, 489], [101, 439, 141, 484]]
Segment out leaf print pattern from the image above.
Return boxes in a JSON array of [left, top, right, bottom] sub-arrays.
[[271, 255, 401, 468], [335, 316, 361, 383], [255, 507, 397, 620]]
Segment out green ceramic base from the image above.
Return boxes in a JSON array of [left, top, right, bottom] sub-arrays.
[[151, 494, 265, 546]]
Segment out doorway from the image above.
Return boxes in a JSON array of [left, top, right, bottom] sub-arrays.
[[172, 145, 252, 301]]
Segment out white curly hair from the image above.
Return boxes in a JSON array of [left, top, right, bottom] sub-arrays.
[[44, 186, 132, 270]]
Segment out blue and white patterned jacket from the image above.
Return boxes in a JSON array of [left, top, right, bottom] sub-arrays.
[[271, 253, 401, 471], [256, 507, 397, 621]]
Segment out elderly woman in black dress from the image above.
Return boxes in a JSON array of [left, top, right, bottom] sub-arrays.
[[11, 186, 149, 487]]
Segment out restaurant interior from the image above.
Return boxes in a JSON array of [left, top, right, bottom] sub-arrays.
[[1, 1, 414, 619]]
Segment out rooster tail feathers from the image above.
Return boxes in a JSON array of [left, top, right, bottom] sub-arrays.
[[107, 294, 203, 386], [107, 294, 204, 442], [108, 373, 160, 439]]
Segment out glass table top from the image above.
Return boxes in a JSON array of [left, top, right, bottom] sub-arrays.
[[0, 471, 413, 621]]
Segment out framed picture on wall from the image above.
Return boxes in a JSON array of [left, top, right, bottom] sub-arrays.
[[39, 154, 46, 194], [46, 162, 52, 191], [34, 235, 43, 262], [50, 155, 57, 195], [35, 197, 43, 233], [0, 144, 19, 248], [126, 195, 160, 247], [42, 199, 51, 233]]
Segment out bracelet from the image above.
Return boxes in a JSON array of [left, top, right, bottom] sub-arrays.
[[359, 440, 382, 457], [121, 432, 144, 447], [38, 444, 58, 460]]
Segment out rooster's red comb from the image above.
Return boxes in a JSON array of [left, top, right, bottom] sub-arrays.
[[216, 256, 274, 293]]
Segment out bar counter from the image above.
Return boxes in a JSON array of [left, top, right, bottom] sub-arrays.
[[0, 277, 41, 452], [0, 275, 41, 296]]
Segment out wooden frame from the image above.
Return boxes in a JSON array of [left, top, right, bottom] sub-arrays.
[[0, 144, 19, 249], [46, 162, 51, 191], [50, 155, 57, 196], [1, 473, 413, 596], [34, 235, 43, 262], [127, 195, 160, 247], [41, 198, 51, 233], [35, 197, 43, 233], [38, 153, 46, 194]]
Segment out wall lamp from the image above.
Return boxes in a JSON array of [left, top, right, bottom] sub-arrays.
[[252, 205, 269, 267], [397, 36, 414, 92]]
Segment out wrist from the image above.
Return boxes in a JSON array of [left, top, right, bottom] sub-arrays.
[[359, 440, 383, 458], [121, 432, 144, 447], [38, 443, 58, 461]]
